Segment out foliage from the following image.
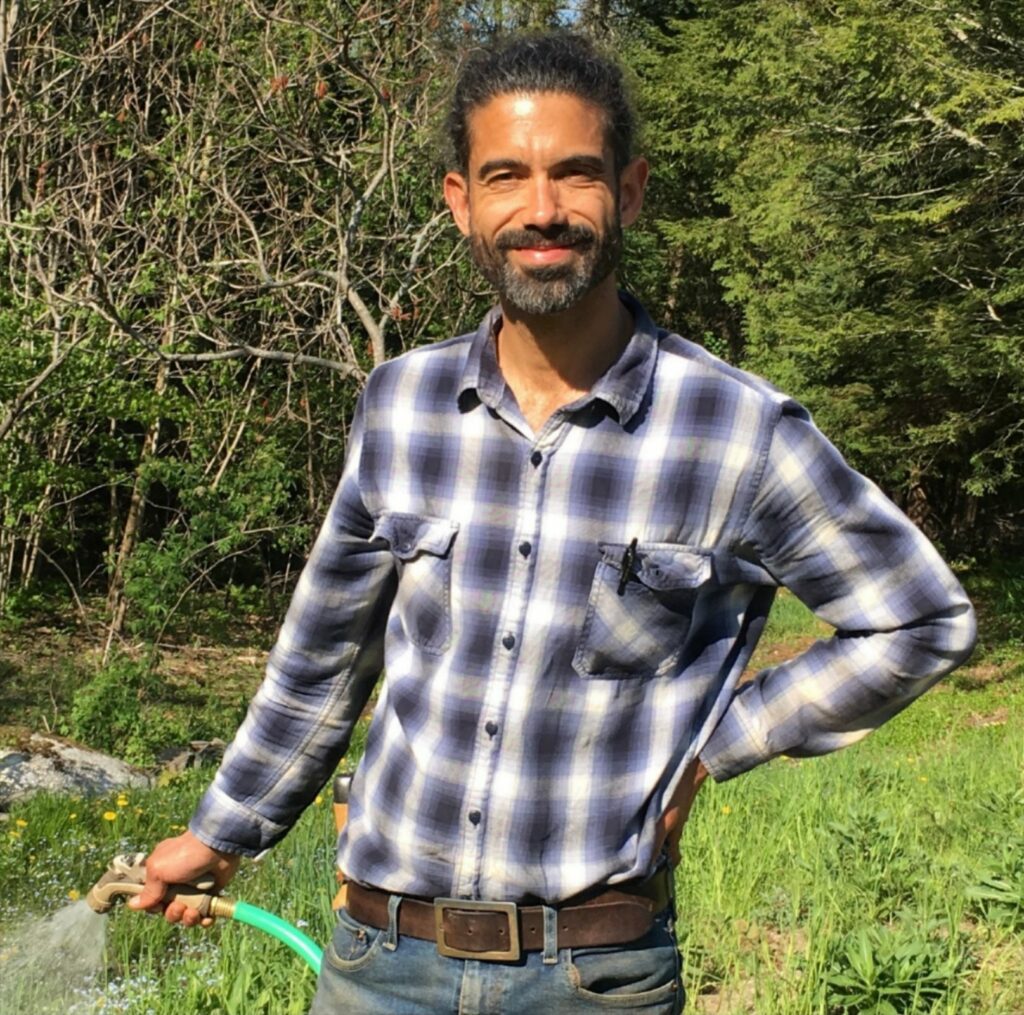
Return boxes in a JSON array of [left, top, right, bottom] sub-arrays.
[[627, 0, 1024, 553], [4, 677, 1024, 1013], [0, 0, 478, 636], [64, 655, 198, 765], [1, 1, 1023, 645], [962, 789, 1024, 931], [823, 923, 970, 1014]]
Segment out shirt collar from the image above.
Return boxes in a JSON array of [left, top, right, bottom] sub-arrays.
[[457, 292, 659, 428]]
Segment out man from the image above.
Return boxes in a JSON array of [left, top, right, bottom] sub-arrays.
[[133, 32, 976, 1013]]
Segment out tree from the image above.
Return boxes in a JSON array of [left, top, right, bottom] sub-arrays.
[[628, 0, 1024, 552], [0, 0, 474, 638]]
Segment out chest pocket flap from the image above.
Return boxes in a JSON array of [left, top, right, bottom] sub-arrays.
[[372, 512, 459, 654], [631, 546, 711, 591], [373, 512, 459, 561]]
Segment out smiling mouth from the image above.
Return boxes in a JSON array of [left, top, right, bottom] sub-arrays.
[[497, 225, 595, 254], [511, 245, 578, 265], [513, 241, 576, 250]]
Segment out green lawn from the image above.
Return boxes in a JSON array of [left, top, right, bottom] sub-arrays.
[[2, 588, 1022, 1013]]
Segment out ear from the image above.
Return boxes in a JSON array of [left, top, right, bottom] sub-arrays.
[[617, 157, 649, 229], [444, 171, 471, 237]]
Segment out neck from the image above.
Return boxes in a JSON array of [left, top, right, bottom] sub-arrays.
[[496, 277, 633, 397]]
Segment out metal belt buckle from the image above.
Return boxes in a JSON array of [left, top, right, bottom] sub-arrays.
[[433, 898, 520, 961]]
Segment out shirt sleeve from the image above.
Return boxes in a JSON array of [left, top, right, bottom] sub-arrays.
[[699, 400, 977, 782], [189, 392, 396, 855]]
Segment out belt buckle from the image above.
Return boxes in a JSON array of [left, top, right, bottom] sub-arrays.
[[433, 898, 520, 961]]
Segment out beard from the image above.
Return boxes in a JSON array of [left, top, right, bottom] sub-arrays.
[[469, 212, 623, 316]]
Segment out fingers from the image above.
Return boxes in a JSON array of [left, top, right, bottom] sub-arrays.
[[167, 899, 213, 928], [136, 893, 216, 928]]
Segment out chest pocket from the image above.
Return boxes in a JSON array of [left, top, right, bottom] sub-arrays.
[[373, 512, 459, 654], [573, 542, 712, 679]]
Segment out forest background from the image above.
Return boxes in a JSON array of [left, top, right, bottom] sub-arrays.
[[3, 3, 1024, 1013], [1, 0, 1023, 759]]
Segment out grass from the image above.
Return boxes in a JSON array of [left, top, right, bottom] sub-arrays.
[[1, 580, 1023, 1012], [3, 680, 1022, 1013], [2, 691, 1021, 1014]]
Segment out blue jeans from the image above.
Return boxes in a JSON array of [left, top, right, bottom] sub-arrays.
[[309, 897, 684, 1014]]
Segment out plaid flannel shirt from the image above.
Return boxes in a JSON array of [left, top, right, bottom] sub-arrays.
[[190, 295, 975, 903]]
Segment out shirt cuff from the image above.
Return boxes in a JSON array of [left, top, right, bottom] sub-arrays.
[[698, 686, 776, 782], [188, 783, 290, 858]]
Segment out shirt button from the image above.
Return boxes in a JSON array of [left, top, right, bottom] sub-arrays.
[[485, 721, 499, 737], [518, 541, 531, 558], [468, 810, 482, 826], [530, 450, 542, 467], [502, 634, 515, 650]]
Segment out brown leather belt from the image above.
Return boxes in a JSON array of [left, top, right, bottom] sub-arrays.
[[345, 867, 672, 962]]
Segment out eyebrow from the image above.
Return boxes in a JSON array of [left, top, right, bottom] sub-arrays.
[[475, 154, 609, 180]]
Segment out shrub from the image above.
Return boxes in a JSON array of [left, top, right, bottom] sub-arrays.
[[65, 655, 189, 765]]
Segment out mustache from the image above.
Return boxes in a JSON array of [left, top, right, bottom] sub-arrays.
[[495, 224, 596, 251]]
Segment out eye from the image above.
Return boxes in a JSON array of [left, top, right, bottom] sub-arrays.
[[483, 170, 521, 189], [558, 163, 604, 183]]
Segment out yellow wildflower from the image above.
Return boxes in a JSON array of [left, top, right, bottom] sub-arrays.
[[69, 813, 77, 821], [68, 889, 81, 901], [721, 805, 732, 816], [314, 794, 323, 806], [15, 818, 27, 828], [102, 811, 117, 821]]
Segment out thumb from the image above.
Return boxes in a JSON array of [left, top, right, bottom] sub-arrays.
[[128, 873, 167, 912]]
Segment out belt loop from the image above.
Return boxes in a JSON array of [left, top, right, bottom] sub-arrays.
[[541, 904, 558, 965], [384, 893, 402, 951]]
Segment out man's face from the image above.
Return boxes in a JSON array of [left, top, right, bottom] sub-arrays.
[[444, 92, 647, 316]]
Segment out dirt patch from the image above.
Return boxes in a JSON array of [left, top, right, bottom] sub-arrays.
[[691, 922, 809, 1014], [694, 977, 757, 1014], [743, 635, 820, 683], [964, 707, 1009, 728]]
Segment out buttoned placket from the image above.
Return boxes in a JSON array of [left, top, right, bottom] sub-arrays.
[[450, 411, 564, 900]]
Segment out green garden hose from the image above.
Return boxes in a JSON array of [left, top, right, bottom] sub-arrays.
[[86, 853, 324, 975], [226, 899, 323, 974]]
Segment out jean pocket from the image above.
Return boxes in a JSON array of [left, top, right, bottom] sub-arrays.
[[565, 913, 682, 1010], [573, 543, 712, 679], [324, 907, 386, 973], [373, 512, 459, 654]]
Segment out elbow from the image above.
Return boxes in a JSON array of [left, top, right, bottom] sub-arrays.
[[949, 597, 978, 668], [924, 597, 977, 679]]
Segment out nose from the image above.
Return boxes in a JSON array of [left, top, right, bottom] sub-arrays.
[[525, 175, 563, 229]]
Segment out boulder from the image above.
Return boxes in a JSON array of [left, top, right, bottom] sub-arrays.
[[155, 738, 226, 775], [0, 733, 152, 806]]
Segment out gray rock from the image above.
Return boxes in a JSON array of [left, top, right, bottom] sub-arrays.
[[155, 738, 226, 774], [0, 734, 152, 806]]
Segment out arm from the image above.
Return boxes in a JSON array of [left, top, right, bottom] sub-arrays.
[[700, 401, 976, 781], [189, 393, 395, 855], [135, 393, 395, 922]]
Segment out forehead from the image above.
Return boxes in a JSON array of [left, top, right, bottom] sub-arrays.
[[464, 91, 609, 170]]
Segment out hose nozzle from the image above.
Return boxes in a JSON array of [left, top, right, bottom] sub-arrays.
[[85, 852, 234, 918]]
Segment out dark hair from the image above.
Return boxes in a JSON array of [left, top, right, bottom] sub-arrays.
[[446, 32, 636, 175]]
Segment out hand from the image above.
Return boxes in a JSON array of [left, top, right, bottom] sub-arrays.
[[655, 758, 709, 865], [128, 830, 240, 928]]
